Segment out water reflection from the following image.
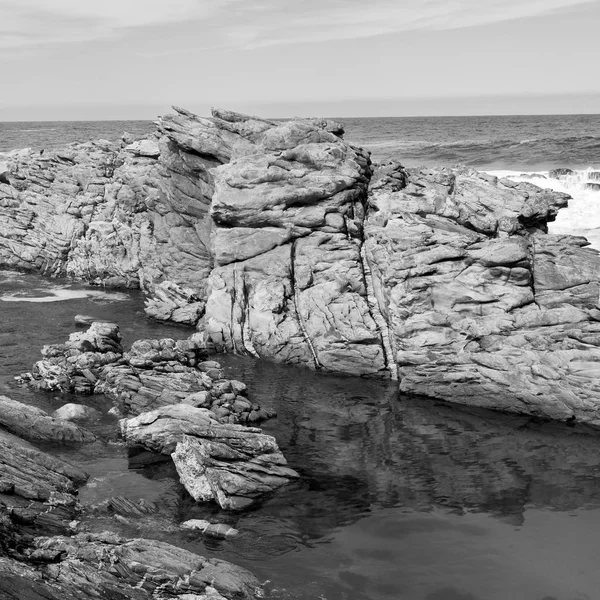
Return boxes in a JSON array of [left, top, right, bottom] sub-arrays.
[[222, 355, 600, 522], [3, 271, 600, 599], [205, 356, 600, 599]]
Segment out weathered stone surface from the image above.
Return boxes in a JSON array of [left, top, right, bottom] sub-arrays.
[[21, 322, 273, 425], [364, 164, 600, 423], [22, 321, 123, 394], [0, 531, 261, 600], [120, 405, 299, 509], [0, 424, 263, 600], [173, 434, 299, 510], [0, 396, 96, 444], [6, 106, 600, 424]]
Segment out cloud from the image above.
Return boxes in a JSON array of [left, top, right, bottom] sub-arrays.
[[0, 0, 229, 48], [224, 0, 596, 48], [0, 0, 594, 51]]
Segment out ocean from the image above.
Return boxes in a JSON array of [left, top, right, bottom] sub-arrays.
[[2, 113, 600, 247]]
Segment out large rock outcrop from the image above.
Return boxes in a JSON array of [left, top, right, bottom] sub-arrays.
[[4, 107, 600, 424]]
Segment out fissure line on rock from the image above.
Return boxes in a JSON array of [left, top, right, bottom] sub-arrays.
[[240, 272, 259, 358], [355, 212, 398, 380], [290, 239, 321, 370], [529, 237, 541, 310]]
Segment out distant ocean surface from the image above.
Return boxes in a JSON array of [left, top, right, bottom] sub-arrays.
[[2, 113, 600, 245]]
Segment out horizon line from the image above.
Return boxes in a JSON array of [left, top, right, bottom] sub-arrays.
[[1, 110, 600, 123]]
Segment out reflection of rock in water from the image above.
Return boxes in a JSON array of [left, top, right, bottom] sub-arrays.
[[220, 355, 600, 544]]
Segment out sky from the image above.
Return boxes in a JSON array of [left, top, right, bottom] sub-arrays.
[[0, 0, 599, 120]]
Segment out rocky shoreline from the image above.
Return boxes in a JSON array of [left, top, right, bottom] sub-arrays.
[[0, 319, 301, 598], [2, 105, 600, 595], [2, 106, 600, 425]]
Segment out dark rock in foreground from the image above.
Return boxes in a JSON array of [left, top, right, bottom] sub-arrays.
[[0, 413, 262, 599]]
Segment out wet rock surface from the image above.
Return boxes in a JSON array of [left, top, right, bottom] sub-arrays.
[[0, 406, 264, 599], [120, 405, 299, 510], [0, 396, 96, 444], [21, 322, 274, 425]]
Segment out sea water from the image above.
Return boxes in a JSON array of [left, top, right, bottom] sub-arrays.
[[2, 113, 599, 248], [1, 271, 600, 599]]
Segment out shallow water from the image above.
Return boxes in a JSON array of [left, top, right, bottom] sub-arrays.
[[2, 270, 600, 600]]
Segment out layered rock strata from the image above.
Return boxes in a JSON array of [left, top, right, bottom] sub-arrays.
[[4, 107, 600, 423], [120, 405, 299, 510], [0, 425, 262, 599], [21, 322, 273, 424]]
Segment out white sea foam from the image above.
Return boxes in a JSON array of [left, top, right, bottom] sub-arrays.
[[0, 288, 129, 303], [487, 168, 600, 250]]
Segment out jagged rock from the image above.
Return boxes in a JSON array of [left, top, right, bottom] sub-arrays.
[[22, 323, 272, 425], [124, 139, 160, 158], [6, 106, 600, 424], [584, 182, 600, 191], [173, 434, 299, 510], [120, 405, 299, 509], [0, 429, 261, 599], [24, 321, 123, 394], [549, 167, 574, 178], [99, 336, 272, 423], [363, 164, 600, 422], [0, 427, 86, 542], [0, 397, 96, 444], [1, 532, 261, 600]]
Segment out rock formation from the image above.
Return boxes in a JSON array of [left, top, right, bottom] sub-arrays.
[[120, 405, 299, 509], [0, 421, 262, 599], [0, 396, 96, 443], [4, 107, 600, 424], [21, 322, 274, 424]]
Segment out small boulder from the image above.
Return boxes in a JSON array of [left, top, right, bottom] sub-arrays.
[[182, 390, 212, 408], [180, 519, 239, 538], [584, 182, 600, 192], [74, 314, 98, 327], [52, 403, 100, 422], [0, 396, 96, 444], [549, 168, 574, 179]]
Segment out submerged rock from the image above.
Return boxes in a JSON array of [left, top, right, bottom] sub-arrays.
[[180, 519, 239, 538], [0, 396, 96, 444]]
